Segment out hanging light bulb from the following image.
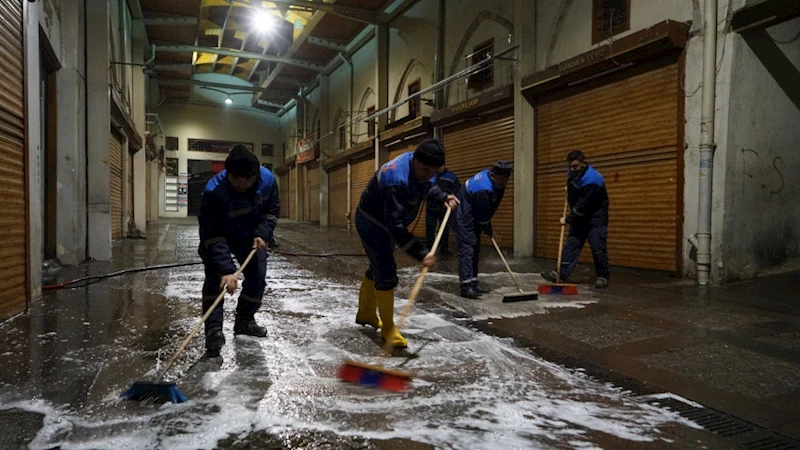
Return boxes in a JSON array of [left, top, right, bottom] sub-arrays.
[[253, 10, 274, 34], [225, 96, 233, 105]]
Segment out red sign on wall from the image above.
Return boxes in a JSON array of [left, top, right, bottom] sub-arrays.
[[296, 133, 318, 164]]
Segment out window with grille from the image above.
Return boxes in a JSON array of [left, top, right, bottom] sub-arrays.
[[408, 80, 421, 118], [188, 139, 253, 154], [261, 143, 274, 157], [165, 136, 178, 150], [367, 105, 376, 138], [339, 124, 346, 150], [592, 0, 630, 44], [468, 39, 494, 92]]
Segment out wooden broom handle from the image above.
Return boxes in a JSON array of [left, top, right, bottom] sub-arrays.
[[556, 197, 568, 283], [383, 206, 453, 356], [158, 247, 259, 380], [492, 237, 524, 294]]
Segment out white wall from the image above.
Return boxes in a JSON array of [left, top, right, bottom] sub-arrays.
[[328, 57, 351, 154], [157, 103, 281, 218], [719, 18, 800, 281], [279, 103, 298, 159], [351, 38, 377, 143], [388, 0, 435, 120]]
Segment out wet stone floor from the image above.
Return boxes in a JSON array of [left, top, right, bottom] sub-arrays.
[[0, 219, 736, 449]]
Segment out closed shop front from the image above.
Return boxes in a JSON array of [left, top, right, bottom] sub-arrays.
[[110, 131, 124, 240], [307, 161, 320, 222], [327, 164, 348, 228], [523, 22, 687, 273], [535, 62, 680, 271], [434, 89, 515, 247], [0, 0, 27, 320], [349, 156, 374, 220], [279, 170, 289, 218], [145, 160, 151, 222], [127, 152, 134, 232]]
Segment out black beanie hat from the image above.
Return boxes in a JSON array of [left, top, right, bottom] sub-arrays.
[[491, 160, 513, 177], [225, 144, 260, 177], [414, 138, 446, 167]]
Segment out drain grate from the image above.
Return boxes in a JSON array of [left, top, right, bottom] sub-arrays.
[[645, 396, 800, 449]]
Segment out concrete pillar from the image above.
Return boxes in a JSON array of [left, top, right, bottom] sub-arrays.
[[56, 0, 87, 265], [86, 0, 112, 260], [374, 23, 389, 169], [132, 21, 147, 231], [513, 0, 535, 257], [25, 4, 43, 296], [319, 74, 330, 226]]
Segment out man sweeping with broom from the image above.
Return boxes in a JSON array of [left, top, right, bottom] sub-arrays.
[[198, 144, 280, 357], [354, 139, 459, 349], [452, 161, 513, 299], [541, 150, 609, 288]]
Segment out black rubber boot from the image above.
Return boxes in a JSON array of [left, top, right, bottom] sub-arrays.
[[595, 277, 609, 289], [234, 316, 268, 337], [473, 281, 491, 294], [460, 285, 481, 299], [205, 328, 225, 357], [541, 270, 562, 283]]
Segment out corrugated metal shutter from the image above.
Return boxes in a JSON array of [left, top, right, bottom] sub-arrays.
[[145, 160, 151, 222], [110, 132, 123, 240], [0, 0, 27, 320], [308, 161, 320, 222], [279, 172, 289, 218], [297, 165, 306, 221], [535, 63, 679, 271], [350, 156, 374, 225], [328, 165, 348, 228], [387, 142, 415, 161], [127, 152, 133, 232], [442, 110, 515, 246]]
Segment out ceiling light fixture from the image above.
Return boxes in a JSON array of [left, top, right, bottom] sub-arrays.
[[224, 96, 233, 105], [253, 10, 275, 34]]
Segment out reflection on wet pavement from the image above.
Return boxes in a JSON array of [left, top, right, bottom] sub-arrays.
[[0, 220, 729, 449]]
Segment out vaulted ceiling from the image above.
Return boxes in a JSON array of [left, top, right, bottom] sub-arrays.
[[138, 0, 412, 114]]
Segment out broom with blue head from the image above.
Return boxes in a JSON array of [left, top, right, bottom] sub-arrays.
[[121, 247, 258, 404]]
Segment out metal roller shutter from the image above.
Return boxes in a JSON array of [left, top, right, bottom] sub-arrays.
[[349, 156, 374, 225], [127, 152, 134, 233], [328, 165, 348, 228], [307, 161, 320, 222], [387, 142, 415, 161], [110, 132, 123, 241], [535, 62, 679, 272], [442, 110, 515, 247], [145, 161, 151, 222], [297, 165, 306, 221], [0, 0, 27, 320], [279, 172, 289, 218]]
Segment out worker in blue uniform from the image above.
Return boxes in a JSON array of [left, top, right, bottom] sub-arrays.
[[426, 166, 460, 255], [198, 145, 280, 357], [541, 150, 610, 288], [453, 161, 513, 299], [355, 139, 459, 348]]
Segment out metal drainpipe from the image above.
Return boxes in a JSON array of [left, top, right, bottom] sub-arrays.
[[696, 0, 718, 285]]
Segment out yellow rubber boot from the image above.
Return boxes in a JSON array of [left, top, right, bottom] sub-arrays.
[[375, 289, 408, 349], [355, 277, 382, 329]]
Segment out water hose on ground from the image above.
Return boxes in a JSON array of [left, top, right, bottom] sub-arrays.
[[41, 249, 368, 291]]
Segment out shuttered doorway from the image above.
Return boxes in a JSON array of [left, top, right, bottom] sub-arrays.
[[0, 0, 27, 321], [535, 62, 680, 272], [279, 172, 289, 218], [442, 110, 515, 247], [328, 165, 348, 228], [349, 156, 374, 226], [127, 152, 134, 234], [110, 131, 124, 240], [308, 161, 320, 222]]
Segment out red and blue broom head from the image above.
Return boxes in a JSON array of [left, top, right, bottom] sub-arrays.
[[337, 359, 412, 393], [537, 283, 579, 295]]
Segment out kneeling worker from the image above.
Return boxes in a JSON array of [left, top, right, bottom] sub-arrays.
[[454, 161, 513, 299], [355, 139, 459, 348], [198, 145, 280, 357]]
